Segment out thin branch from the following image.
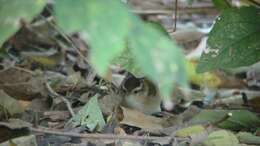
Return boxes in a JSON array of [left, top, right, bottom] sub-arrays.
[[30, 126, 177, 142], [45, 82, 75, 117], [39, 8, 89, 64], [132, 6, 216, 15], [173, 0, 178, 32]]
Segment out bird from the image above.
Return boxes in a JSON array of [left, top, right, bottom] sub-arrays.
[[120, 75, 161, 115]]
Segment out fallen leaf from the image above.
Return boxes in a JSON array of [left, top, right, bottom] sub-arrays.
[[237, 132, 260, 145], [119, 106, 164, 132], [98, 94, 123, 116], [68, 96, 105, 131], [191, 109, 260, 131], [0, 90, 24, 116], [0, 67, 47, 100], [175, 125, 206, 137], [202, 130, 239, 146], [0, 135, 37, 146], [0, 119, 31, 143]]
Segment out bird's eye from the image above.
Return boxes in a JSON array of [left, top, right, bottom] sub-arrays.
[[132, 89, 139, 94]]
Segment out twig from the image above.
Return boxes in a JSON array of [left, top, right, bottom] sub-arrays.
[[39, 11, 88, 64], [55, 84, 109, 95], [30, 126, 174, 142], [132, 6, 217, 15], [173, 0, 178, 32], [12, 66, 35, 75], [31, 16, 54, 27], [132, 10, 173, 15], [45, 82, 75, 117]]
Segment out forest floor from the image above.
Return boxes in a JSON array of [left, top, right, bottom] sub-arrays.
[[0, 0, 260, 146]]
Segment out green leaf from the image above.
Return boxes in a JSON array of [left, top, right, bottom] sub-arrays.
[[237, 132, 260, 144], [175, 125, 205, 137], [69, 96, 105, 131], [0, 0, 46, 47], [146, 22, 171, 38], [0, 90, 24, 115], [191, 110, 260, 131], [55, 0, 132, 75], [55, 0, 187, 99], [212, 0, 230, 11], [112, 47, 144, 77], [112, 22, 172, 77], [203, 130, 239, 146], [197, 7, 260, 73], [129, 23, 187, 100]]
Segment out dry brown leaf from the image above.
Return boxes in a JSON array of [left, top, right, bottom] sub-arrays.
[[99, 94, 123, 116], [119, 106, 164, 132], [0, 67, 47, 100]]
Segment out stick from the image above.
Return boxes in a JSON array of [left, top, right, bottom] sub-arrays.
[[173, 0, 178, 32], [45, 82, 75, 117], [30, 126, 175, 142]]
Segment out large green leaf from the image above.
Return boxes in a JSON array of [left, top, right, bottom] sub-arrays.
[[191, 110, 260, 131], [0, 0, 46, 47], [129, 23, 187, 100], [112, 22, 172, 77], [55, 0, 132, 75], [197, 7, 260, 73], [112, 47, 144, 77], [55, 0, 187, 100]]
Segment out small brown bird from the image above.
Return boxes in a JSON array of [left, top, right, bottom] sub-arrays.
[[121, 76, 161, 115]]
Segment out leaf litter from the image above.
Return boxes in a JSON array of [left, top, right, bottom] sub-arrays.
[[0, 0, 260, 146]]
